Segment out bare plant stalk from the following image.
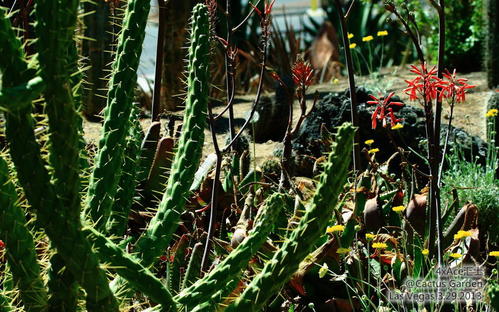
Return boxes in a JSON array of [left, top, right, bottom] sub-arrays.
[[151, 0, 168, 121]]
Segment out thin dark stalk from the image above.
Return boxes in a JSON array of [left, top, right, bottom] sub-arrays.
[[151, 0, 167, 121], [225, 0, 236, 142], [332, 0, 360, 173]]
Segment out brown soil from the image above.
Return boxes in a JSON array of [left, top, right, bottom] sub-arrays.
[[83, 70, 493, 166]]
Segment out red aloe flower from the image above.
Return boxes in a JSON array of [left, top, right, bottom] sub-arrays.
[[440, 69, 475, 103], [404, 63, 443, 103], [292, 61, 314, 88], [367, 92, 404, 129], [0, 240, 4, 249]]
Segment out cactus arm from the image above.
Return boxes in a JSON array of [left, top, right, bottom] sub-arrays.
[[46, 254, 79, 312], [0, 291, 13, 312], [106, 107, 142, 236], [0, 77, 45, 111], [0, 156, 48, 312], [133, 3, 210, 267], [82, 227, 177, 311], [180, 242, 204, 291], [85, 0, 151, 231], [226, 123, 355, 311], [175, 194, 285, 308], [0, 9, 119, 312]]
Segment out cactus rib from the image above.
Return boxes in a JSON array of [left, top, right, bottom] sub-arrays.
[[175, 193, 285, 308], [85, 0, 151, 231], [0, 156, 48, 312], [226, 123, 355, 311], [0, 77, 45, 111]]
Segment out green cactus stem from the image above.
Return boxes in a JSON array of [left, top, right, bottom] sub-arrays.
[[0, 77, 45, 111], [175, 193, 285, 309], [0, 156, 48, 312], [85, 0, 151, 232], [132, 3, 210, 267], [0, 291, 13, 312], [0, 8, 119, 312], [181, 242, 203, 291], [226, 123, 355, 311], [106, 106, 143, 237], [82, 227, 176, 311], [47, 254, 79, 312]]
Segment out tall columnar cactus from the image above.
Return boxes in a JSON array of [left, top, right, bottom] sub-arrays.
[[485, 0, 499, 88], [225, 123, 355, 311], [85, 0, 151, 232], [0, 156, 47, 312], [0, 7, 119, 312], [133, 3, 210, 267], [175, 194, 285, 308]]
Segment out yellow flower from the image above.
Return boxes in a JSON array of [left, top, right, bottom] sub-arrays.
[[326, 224, 345, 233], [348, 33, 354, 39], [368, 148, 379, 154], [365, 233, 376, 240], [372, 242, 388, 249], [391, 123, 404, 130], [364, 139, 374, 145], [332, 78, 339, 84], [450, 253, 463, 259], [454, 230, 472, 240], [489, 251, 499, 257], [422, 249, 429, 256], [486, 108, 498, 117], [362, 35, 374, 42], [349, 43, 357, 49], [377, 30, 389, 36], [318, 263, 329, 278], [392, 205, 405, 212], [337, 247, 351, 254]]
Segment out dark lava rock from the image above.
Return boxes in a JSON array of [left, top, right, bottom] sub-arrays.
[[249, 77, 294, 143], [290, 87, 487, 177]]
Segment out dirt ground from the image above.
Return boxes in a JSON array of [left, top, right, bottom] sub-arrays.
[[83, 70, 493, 166]]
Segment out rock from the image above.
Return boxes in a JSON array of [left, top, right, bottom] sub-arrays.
[[249, 77, 293, 143], [290, 87, 487, 177]]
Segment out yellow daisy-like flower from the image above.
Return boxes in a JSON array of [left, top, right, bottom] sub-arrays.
[[332, 78, 339, 84], [362, 35, 374, 42], [486, 108, 498, 117], [318, 263, 329, 278], [422, 249, 429, 256], [349, 43, 357, 49], [489, 251, 499, 257], [454, 230, 472, 240], [392, 205, 405, 212], [372, 242, 388, 249], [450, 253, 463, 259], [364, 139, 374, 145], [326, 224, 345, 233], [337, 247, 351, 254], [348, 33, 354, 39], [368, 148, 379, 154], [377, 30, 388, 36], [391, 123, 404, 130], [365, 233, 376, 240]]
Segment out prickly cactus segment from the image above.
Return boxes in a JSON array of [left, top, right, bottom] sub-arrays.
[[82, 227, 177, 311], [226, 123, 355, 311], [176, 194, 285, 308], [0, 9, 119, 312], [134, 3, 210, 267], [0, 156, 48, 312], [86, 0, 151, 231], [107, 106, 143, 236]]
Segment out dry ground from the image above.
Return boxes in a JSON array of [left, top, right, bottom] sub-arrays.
[[83, 70, 494, 166]]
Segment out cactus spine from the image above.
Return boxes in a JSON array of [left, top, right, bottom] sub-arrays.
[[133, 3, 210, 267], [225, 123, 355, 311], [0, 156, 47, 312], [175, 194, 285, 308], [85, 0, 151, 231]]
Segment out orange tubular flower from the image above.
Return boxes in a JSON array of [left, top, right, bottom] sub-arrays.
[[404, 63, 443, 103], [367, 92, 404, 129], [440, 69, 475, 103]]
